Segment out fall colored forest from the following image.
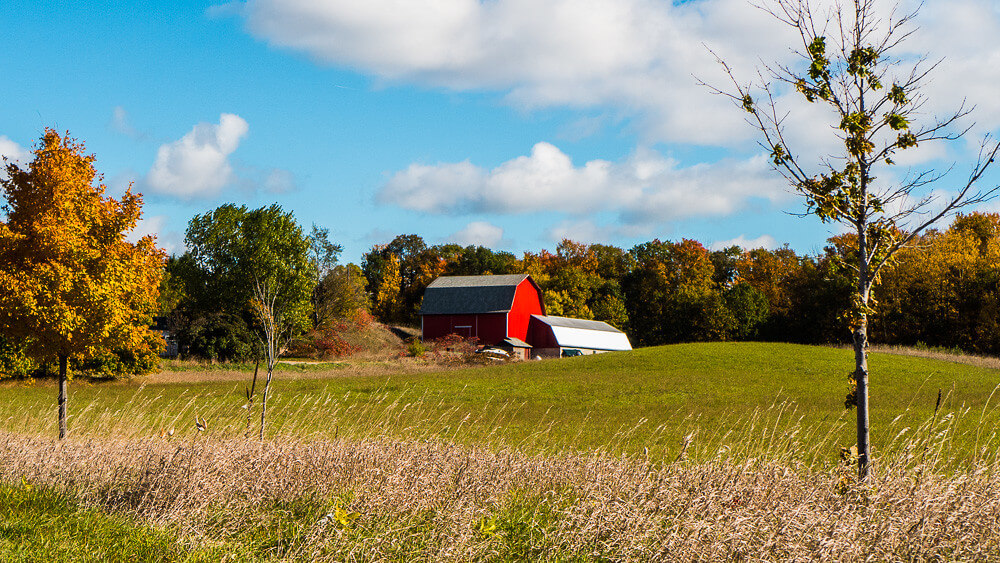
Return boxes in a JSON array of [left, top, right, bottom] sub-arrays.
[[360, 213, 1000, 355]]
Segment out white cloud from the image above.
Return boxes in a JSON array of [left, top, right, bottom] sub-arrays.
[[232, 0, 1000, 150], [910, 0, 1000, 139], [0, 136, 30, 180], [233, 0, 796, 146], [710, 234, 777, 251], [379, 142, 790, 230], [110, 106, 147, 140], [128, 214, 184, 255], [447, 221, 505, 247], [146, 114, 249, 199]]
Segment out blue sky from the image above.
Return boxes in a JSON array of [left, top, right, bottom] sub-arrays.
[[3, 0, 1000, 262]]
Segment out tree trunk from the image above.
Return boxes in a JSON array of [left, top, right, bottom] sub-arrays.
[[246, 357, 260, 436], [854, 317, 871, 479], [258, 362, 275, 440], [855, 225, 872, 480], [58, 354, 68, 440]]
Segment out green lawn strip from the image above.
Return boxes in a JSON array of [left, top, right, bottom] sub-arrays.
[[0, 482, 232, 562], [209, 490, 586, 561], [3, 343, 999, 464], [1, 482, 590, 561], [159, 359, 348, 373]]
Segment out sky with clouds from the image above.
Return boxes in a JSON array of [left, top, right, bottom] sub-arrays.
[[2, 0, 1000, 261]]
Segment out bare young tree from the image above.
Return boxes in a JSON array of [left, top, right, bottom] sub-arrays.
[[238, 205, 313, 440], [707, 0, 1000, 479], [251, 277, 299, 440]]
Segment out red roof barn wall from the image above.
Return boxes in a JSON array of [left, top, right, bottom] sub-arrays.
[[507, 278, 545, 342], [422, 313, 508, 345]]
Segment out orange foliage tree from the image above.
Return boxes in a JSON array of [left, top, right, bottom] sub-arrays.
[[0, 129, 165, 439]]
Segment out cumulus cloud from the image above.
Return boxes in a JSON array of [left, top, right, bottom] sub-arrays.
[[0, 136, 30, 181], [232, 0, 796, 145], [709, 234, 777, 251], [379, 142, 789, 230], [230, 0, 1000, 149], [146, 114, 249, 199], [110, 106, 147, 140], [127, 215, 184, 255], [447, 221, 505, 247], [910, 0, 1000, 138]]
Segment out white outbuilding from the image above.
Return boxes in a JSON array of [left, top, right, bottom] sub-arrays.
[[526, 314, 632, 358]]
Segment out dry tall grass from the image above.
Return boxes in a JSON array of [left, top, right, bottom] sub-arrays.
[[5, 406, 1000, 561]]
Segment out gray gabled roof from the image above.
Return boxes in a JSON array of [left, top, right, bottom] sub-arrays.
[[420, 274, 530, 315], [530, 314, 624, 333], [501, 336, 531, 348]]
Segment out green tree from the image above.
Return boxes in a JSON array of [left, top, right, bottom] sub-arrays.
[[306, 224, 343, 327], [712, 0, 1000, 478], [183, 204, 314, 438], [0, 129, 164, 439], [624, 239, 730, 345], [723, 282, 770, 340], [314, 263, 369, 325]]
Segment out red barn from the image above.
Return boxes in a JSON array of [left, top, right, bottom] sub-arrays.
[[419, 274, 545, 349]]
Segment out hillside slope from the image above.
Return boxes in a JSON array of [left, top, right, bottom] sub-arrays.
[[4, 342, 999, 463]]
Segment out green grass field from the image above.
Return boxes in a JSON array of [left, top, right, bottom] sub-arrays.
[[5, 342, 1000, 561], [0, 483, 222, 562], [4, 342, 999, 464]]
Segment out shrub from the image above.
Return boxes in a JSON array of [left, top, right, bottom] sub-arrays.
[[176, 312, 259, 362], [314, 329, 362, 359], [0, 336, 37, 379], [405, 338, 426, 357], [0, 331, 162, 380]]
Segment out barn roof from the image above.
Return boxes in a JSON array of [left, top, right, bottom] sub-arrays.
[[530, 314, 632, 351], [420, 274, 531, 315], [530, 315, 625, 333], [501, 336, 531, 348]]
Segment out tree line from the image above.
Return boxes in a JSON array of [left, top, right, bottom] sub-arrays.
[[362, 213, 1000, 355], [2, 134, 997, 368], [3, 128, 998, 445], [4, 179, 998, 380]]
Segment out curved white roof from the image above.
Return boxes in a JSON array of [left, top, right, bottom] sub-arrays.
[[531, 315, 632, 351]]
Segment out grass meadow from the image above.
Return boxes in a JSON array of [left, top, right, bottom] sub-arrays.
[[4, 342, 1000, 560]]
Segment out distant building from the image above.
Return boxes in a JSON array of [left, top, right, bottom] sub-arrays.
[[151, 316, 178, 358], [527, 315, 633, 358], [419, 274, 545, 350], [419, 274, 632, 359]]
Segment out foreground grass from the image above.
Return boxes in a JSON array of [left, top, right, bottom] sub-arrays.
[[0, 483, 222, 562], [3, 343, 1000, 463], [5, 343, 1000, 560], [3, 428, 1000, 561]]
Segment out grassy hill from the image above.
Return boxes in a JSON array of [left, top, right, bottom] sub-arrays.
[[5, 342, 1000, 561], [4, 342, 999, 464]]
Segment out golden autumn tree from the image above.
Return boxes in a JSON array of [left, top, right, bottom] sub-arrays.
[[0, 129, 165, 439], [373, 252, 403, 322]]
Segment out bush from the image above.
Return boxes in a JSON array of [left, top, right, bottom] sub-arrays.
[[405, 338, 426, 357], [287, 319, 365, 360], [0, 331, 162, 380], [313, 329, 362, 359], [176, 312, 259, 362], [0, 336, 37, 379]]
